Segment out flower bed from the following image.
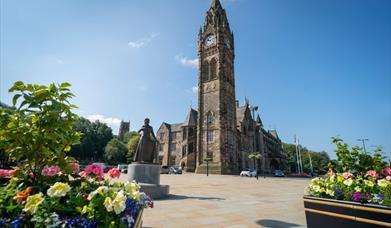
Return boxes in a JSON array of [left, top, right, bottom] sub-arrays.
[[0, 165, 153, 227], [0, 82, 153, 227], [304, 138, 391, 227]]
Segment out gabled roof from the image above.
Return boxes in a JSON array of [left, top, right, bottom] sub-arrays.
[[183, 108, 198, 127], [170, 123, 183, 132], [236, 105, 247, 126]]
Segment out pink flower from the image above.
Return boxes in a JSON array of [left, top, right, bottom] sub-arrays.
[[0, 169, 15, 177], [386, 176, 391, 181], [107, 168, 121, 179], [69, 163, 80, 174], [41, 165, 61, 176], [381, 168, 391, 177], [342, 172, 353, 179], [366, 170, 379, 178], [327, 169, 336, 177], [79, 171, 88, 178], [84, 164, 104, 178]]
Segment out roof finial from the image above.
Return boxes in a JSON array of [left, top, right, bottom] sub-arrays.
[[211, 0, 222, 9]]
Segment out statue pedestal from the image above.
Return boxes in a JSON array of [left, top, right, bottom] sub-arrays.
[[128, 163, 169, 199]]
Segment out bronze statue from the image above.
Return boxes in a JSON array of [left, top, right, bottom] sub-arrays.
[[133, 118, 157, 163]]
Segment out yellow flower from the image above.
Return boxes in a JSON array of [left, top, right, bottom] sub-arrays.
[[112, 190, 127, 214], [125, 181, 139, 193], [365, 180, 374, 187], [23, 193, 44, 214], [354, 186, 362, 192], [330, 176, 335, 183], [47, 182, 71, 198], [87, 186, 108, 200], [319, 188, 325, 193], [343, 178, 353, 186], [81, 205, 89, 214], [104, 197, 113, 212], [337, 176, 344, 183], [378, 179, 389, 188], [326, 189, 334, 196]]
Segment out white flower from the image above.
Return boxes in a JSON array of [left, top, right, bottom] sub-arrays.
[[104, 197, 113, 212], [112, 190, 127, 214], [326, 189, 334, 196], [343, 178, 353, 187], [354, 186, 362, 192], [378, 179, 389, 188], [47, 182, 71, 198]]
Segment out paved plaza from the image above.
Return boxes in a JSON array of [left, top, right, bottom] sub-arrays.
[[120, 173, 310, 228]]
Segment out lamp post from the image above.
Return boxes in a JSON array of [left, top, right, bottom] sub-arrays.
[[249, 105, 258, 174], [357, 139, 368, 153], [204, 157, 212, 176]]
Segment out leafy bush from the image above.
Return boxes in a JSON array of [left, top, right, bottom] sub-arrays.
[[104, 139, 128, 165], [0, 82, 153, 227]]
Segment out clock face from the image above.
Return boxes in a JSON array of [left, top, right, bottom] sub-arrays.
[[204, 35, 216, 47]]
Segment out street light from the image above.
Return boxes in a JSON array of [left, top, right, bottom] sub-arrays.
[[249, 105, 259, 174], [357, 139, 369, 153], [204, 157, 212, 176]]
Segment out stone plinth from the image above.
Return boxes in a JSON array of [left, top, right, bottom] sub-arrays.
[[128, 163, 169, 199]]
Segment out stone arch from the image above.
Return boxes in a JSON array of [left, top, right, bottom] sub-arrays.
[[181, 161, 186, 170], [270, 159, 280, 172]]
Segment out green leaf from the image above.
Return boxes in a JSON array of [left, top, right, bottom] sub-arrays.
[[12, 94, 22, 106], [60, 82, 71, 88]]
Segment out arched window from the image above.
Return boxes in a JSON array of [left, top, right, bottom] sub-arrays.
[[207, 112, 213, 124], [202, 62, 209, 81], [210, 58, 217, 80]]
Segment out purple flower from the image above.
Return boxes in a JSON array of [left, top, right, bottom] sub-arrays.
[[334, 189, 342, 197], [352, 192, 362, 202]]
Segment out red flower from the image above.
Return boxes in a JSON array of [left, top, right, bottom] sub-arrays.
[[107, 168, 121, 179]]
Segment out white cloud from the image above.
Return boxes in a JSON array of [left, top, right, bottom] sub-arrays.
[[192, 86, 198, 93], [175, 55, 198, 68], [87, 114, 122, 133], [128, 33, 159, 48]]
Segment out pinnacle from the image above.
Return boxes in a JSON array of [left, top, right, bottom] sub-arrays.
[[211, 0, 222, 9]]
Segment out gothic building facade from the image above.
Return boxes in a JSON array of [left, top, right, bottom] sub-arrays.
[[157, 0, 287, 174]]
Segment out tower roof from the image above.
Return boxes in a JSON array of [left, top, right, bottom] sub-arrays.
[[183, 108, 198, 126]]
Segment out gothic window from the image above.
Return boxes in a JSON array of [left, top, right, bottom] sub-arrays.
[[188, 128, 194, 137], [210, 58, 217, 80], [202, 62, 209, 81], [207, 130, 214, 143], [182, 145, 187, 157], [183, 129, 187, 140], [189, 143, 194, 153], [207, 112, 213, 124], [170, 143, 177, 152]]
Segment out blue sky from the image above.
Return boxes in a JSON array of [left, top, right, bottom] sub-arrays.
[[1, 0, 390, 159]]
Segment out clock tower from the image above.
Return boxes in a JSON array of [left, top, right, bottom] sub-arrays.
[[196, 0, 238, 174]]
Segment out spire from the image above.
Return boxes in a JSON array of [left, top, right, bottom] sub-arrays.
[[211, 0, 222, 9]]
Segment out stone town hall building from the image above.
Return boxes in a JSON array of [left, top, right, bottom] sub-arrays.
[[157, 0, 287, 174]]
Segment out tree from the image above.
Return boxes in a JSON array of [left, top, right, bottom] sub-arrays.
[[69, 117, 113, 162], [122, 131, 138, 144], [0, 81, 81, 175], [283, 143, 331, 174], [248, 152, 262, 179], [104, 138, 128, 165], [127, 134, 141, 163]]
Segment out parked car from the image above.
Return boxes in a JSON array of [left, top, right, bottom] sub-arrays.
[[240, 170, 257, 177], [169, 167, 182, 175], [274, 170, 285, 177], [160, 165, 170, 174], [117, 164, 128, 174]]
